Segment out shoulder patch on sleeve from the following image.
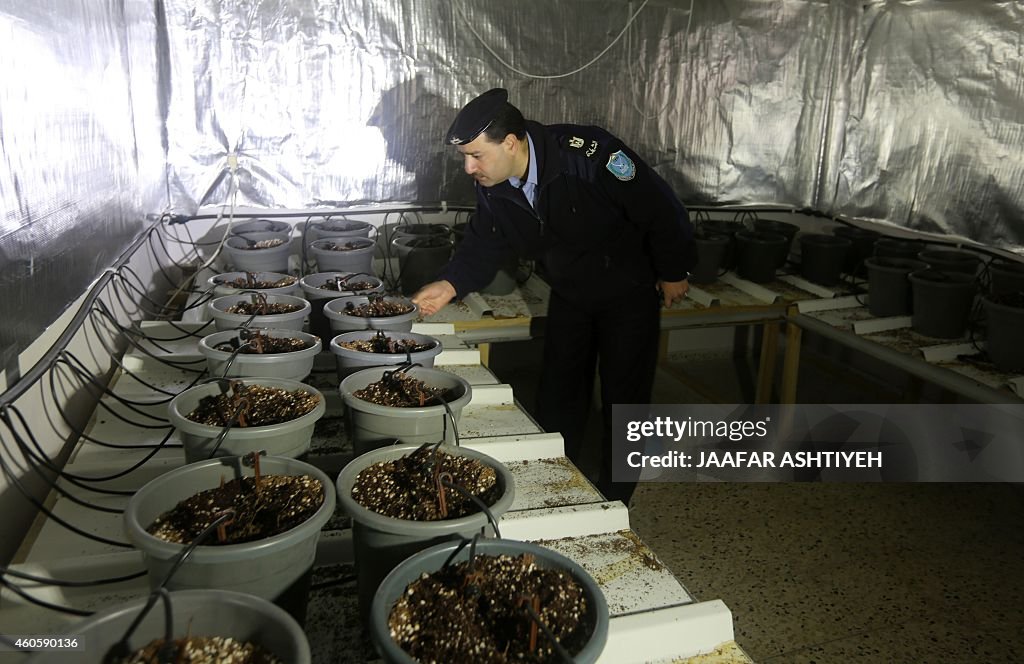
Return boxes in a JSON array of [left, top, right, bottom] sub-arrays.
[[606, 150, 636, 181]]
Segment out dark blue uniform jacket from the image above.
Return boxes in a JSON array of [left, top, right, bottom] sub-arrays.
[[440, 120, 696, 301]]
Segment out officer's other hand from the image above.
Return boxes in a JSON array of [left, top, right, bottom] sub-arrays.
[[657, 279, 689, 308], [412, 280, 457, 317]]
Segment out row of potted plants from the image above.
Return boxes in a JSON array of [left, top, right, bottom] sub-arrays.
[[60, 444, 605, 662]]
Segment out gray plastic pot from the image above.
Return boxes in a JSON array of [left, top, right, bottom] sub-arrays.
[[370, 538, 608, 664], [230, 219, 291, 235], [392, 223, 450, 242], [168, 377, 325, 462], [864, 257, 927, 317], [300, 272, 385, 343], [799, 234, 851, 286], [299, 271, 384, 302], [336, 442, 515, 620], [917, 248, 982, 276], [982, 295, 1024, 372], [208, 293, 311, 332], [309, 237, 375, 274], [223, 231, 292, 273], [908, 269, 977, 339], [330, 330, 443, 381], [26, 589, 310, 664], [307, 219, 374, 245], [989, 260, 1024, 296], [199, 328, 322, 380], [124, 456, 335, 624], [206, 271, 299, 297], [339, 365, 472, 454], [323, 295, 419, 333], [392, 235, 454, 296]]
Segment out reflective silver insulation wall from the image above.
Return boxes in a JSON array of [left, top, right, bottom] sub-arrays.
[[0, 1, 168, 371], [163, 0, 1024, 252]]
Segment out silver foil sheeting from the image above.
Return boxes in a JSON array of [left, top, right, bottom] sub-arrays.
[[0, 0, 167, 371], [162, 0, 1023, 251], [3, 0, 1023, 371]]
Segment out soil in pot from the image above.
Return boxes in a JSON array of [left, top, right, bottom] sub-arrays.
[[389, 552, 591, 663], [352, 446, 500, 521], [225, 300, 304, 316], [239, 237, 288, 250], [186, 383, 320, 427], [342, 299, 415, 318], [336, 331, 437, 355], [146, 469, 324, 545], [316, 276, 379, 292], [320, 240, 371, 252], [216, 273, 297, 290], [116, 635, 282, 664], [353, 370, 460, 408], [212, 330, 314, 354]]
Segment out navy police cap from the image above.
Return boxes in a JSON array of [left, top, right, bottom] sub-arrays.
[[445, 88, 508, 145]]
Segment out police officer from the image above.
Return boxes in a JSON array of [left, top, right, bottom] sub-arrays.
[[413, 88, 696, 504]]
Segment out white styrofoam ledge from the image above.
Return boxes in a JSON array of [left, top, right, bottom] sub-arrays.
[[462, 432, 565, 462], [795, 294, 863, 314], [683, 286, 719, 308], [466, 383, 514, 406], [595, 600, 736, 663], [853, 315, 911, 335], [500, 502, 629, 540], [434, 348, 481, 365], [918, 341, 978, 363], [410, 322, 455, 335], [719, 272, 780, 303], [778, 274, 836, 299]]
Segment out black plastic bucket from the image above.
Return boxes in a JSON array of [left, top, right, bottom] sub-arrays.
[[799, 234, 851, 286], [989, 260, 1024, 296], [699, 221, 745, 269], [908, 269, 976, 339], [864, 257, 927, 317], [982, 294, 1024, 371], [393, 236, 453, 296], [735, 230, 788, 283], [833, 226, 881, 276], [753, 219, 799, 268], [874, 238, 924, 261], [916, 249, 982, 276], [691, 231, 731, 284]]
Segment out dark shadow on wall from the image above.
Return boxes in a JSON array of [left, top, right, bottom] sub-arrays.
[[368, 76, 475, 205]]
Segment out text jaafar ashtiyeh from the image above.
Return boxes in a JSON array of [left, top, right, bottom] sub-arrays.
[[626, 450, 883, 469]]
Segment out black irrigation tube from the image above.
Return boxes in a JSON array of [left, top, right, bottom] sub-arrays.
[[176, 204, 475, 223], [53, 357, 171, 426], [0, 215, 170, 409]]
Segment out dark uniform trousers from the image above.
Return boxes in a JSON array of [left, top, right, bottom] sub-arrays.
[[535, 285, 661, 505]]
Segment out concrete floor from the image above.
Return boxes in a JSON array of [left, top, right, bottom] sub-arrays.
[[488, 334, 1024, 663]]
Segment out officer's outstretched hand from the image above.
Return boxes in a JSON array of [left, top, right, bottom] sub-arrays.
[[412, 280, 457, 317], [657, 279, 689, 308]]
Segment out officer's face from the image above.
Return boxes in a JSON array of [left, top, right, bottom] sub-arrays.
[[458, 133, 517, 187]]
